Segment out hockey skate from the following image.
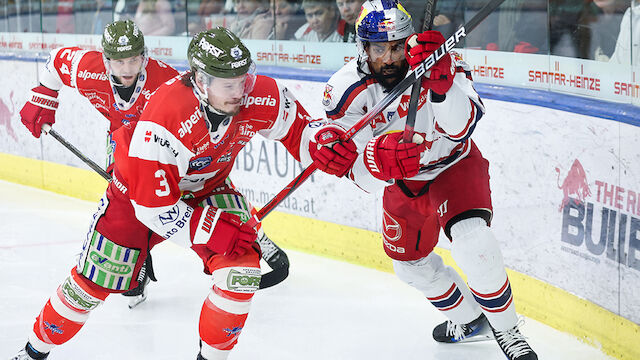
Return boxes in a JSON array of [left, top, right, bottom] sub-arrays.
[[10, 343, 48, 360], [122, 254, 156, 309], [432, 313, 492, 343], [491, 320, 538, 360]]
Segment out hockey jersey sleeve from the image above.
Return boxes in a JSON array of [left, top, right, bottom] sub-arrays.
[[431, 53, 485, 142], [39, 47, 89, 91], [254, 78, 315, 162]]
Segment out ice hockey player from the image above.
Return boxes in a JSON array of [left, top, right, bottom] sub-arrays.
[[10, 27, 357, 360], [17, 19, 290, 309], [320, 0, 538, 359]]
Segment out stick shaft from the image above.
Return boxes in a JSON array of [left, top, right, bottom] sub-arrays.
[[42, 124, 111, 181], [403, 0, 439, 143]]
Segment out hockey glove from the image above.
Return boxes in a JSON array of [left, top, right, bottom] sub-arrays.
[[191, 206, 257, 260], [405, 31, 455, 95], [364, 132, 426, 181], [309, 124, 358, 177], [20, 85, 59, 138]]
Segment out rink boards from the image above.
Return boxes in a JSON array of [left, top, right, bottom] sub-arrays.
[[0, 57, 638, 359]]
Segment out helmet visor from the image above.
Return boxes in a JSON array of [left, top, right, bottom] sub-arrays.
[[366, 40, 406, 63], [107, 54, 145, 78], [197, 61, 256, 97]]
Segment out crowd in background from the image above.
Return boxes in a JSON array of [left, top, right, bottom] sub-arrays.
[[0, 0, 638, 64]]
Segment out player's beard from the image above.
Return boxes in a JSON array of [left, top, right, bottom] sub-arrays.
[[371, 62, 409, 91]]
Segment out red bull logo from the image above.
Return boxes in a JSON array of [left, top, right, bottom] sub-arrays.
[[556, 159, 591, 212], [0, 91, 17, 142], [557, 159, 640, 272]]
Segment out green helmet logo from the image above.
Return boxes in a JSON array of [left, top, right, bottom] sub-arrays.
[[188, 27, 252, 78], [102, 20, 145, 60]]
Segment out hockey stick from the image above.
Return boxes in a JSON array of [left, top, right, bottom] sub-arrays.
[[403, 0, 438, 142], [41, 124, 288, 289], [42, 124, 112, 181], [246, 0, 506, 228]]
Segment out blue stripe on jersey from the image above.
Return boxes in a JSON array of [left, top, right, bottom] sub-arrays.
[[443, 100, 484, 143], [123, 248, 130, 262], [117, 276, 124, 290], [326, 75, 375, 118], [419, 145, 466, 172]]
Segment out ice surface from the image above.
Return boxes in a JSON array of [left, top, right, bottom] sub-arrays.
[[0, 180, 613, 360]]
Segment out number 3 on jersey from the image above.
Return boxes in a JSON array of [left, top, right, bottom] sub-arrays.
[[155, 169, 170, 196]]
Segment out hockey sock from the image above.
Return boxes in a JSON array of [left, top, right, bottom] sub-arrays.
[[29, 267, 109, 353], [450, 218, 518, 331], [199, 252, 260, 359], [393, 252, 482, 325]]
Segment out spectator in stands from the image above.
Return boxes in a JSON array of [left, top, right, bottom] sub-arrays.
[[480, 0, 547, 53], [114, 0, 139, 21], [589, 0, 627, 61], [187, 0, 227, 34], [548, 0, 594, 58], [134, 0, 176, 35], [227, 0, 270, 38], [295, 0, 341, 42], [609, 0, 640, 65], [336, 0, 363, 42], [249, 0, 306, 39], [431, 0, 465, 38]]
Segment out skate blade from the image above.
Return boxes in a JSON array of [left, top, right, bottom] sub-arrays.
[[128, 293, 147, 309], [452, 326, 494, 343], [452, 333, 494, 343]]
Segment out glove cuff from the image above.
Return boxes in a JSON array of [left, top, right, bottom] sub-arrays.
[[29, 87, 59, 111]]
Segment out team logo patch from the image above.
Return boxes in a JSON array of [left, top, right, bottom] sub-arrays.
[[230, 46, 243, 60], [80, 231, 140, 291], [118, 35, 129, 45], [189, 156, 213, 171], [227, 268, 261, 292], [159, 205, 180, 225], [322, 84, 333, 107], [382, 209, 401, 242], [223, 326, 243, 337], [44, 321, 63, 335]]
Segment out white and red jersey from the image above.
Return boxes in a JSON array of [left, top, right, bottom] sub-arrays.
[[39, 46, 179, 133], [322, 51, 485, 192], [111, 74, 315, 247]]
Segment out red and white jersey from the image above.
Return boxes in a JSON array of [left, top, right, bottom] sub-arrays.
[[39, 46, 179, 133], [111, 74, 314, 247], [322, 51, 485, 192]]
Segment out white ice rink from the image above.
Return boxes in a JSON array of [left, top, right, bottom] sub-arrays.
[[0, 180, 614, 360]]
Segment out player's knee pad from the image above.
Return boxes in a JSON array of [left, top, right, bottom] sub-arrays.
[[450, 217, 506, 285], [30, 268, 109, 349], [393, 252, 451, 293], [200, 252, 260, 352]]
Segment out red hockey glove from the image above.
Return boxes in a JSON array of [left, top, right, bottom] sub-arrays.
[[20, 85, 59, 138], [309, 124, 358, 177], [405, 31, 455, 95], [364, 132, 426, 181], [191, 206, 257, 260]]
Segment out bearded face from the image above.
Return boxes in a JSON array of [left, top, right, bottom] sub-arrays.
[[365, 39, 409, 90]]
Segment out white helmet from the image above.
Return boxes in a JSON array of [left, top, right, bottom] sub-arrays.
[[355, 0, 414, 61]]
